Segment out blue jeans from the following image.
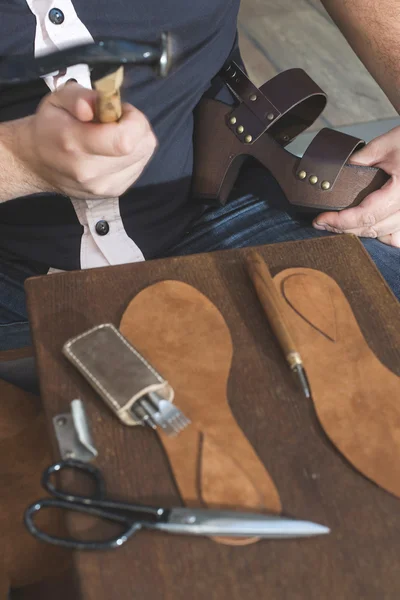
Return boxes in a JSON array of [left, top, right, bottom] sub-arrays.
[[166, 165, 400, 299], [1, 165, 399, 390]]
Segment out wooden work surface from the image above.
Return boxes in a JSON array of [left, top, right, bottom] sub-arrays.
[[25, 235, 400, 600]]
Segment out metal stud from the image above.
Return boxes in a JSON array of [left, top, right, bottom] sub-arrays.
[[250, 94, 257, 101], [244, 135, 253, 143], [309, 175, 318, 185], [321, 180, 331, 190], [266, 112, 275, 121], [297, 170, 307, 180], [230, 117, 237, 125], [237, 125, 244, 134]]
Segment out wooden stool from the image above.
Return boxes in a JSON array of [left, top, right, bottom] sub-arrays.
[[0, 350, 73, 598]]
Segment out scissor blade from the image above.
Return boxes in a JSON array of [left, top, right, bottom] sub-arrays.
[[155, 508, 330, 539]]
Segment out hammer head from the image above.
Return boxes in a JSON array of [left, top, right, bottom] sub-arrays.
[[0, 33, 177, 85]]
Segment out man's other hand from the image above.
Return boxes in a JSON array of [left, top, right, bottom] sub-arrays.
[[313, 126, 400, 248]]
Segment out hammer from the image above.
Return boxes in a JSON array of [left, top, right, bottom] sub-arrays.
[[0, 34, 176, 123]]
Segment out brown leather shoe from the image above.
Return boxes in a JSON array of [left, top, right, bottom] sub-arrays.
[[192, 62, 389, 211]]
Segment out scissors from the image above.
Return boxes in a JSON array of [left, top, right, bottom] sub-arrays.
[[24, 460, 330, 550]]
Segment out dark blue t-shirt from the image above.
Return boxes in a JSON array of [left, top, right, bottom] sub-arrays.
[[0, 0, 240, 269]]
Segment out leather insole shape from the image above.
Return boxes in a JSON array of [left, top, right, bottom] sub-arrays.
[[273, 268, 400, 498], [120, 280, 281, 546]]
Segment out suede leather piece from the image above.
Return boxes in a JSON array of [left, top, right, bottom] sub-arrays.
[[273, 268, 400, 498], [0, 378, 71, 591], [120, 280, 281, 546]]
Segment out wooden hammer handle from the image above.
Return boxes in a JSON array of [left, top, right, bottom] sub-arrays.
[[93, 66, 124, 123], [246, 250, 301, 367]]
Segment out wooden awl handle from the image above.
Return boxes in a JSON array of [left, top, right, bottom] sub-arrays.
[[246, 250, 300, 367], [93, 66, 124, 123]]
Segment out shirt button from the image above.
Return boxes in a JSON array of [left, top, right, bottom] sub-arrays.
[[48, 8, 65, 25], [95, 220, 110, 236]]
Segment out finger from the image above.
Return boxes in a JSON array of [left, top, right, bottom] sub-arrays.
[[47, 82, 97, 122], [75, 160, 147, 197], [313, 178, 399, 232], [350, 126, 400, 167], [79, 104, 156, 158], [341, 210, 400, 239], [378, 231, 400, 248]]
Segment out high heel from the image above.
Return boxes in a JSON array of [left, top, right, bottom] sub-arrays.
[[193, 63, 389, 211]]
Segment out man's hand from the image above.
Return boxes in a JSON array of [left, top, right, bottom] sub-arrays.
[[313, 127, 400, 248], [11, 82, 157, 200]]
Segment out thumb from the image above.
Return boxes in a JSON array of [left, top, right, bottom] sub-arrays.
[[46, 81, 97, 122], [350, 127, 400, 167], [350, 138, 385, 167]]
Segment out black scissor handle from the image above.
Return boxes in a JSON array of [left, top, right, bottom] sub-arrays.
[[25, 459, 167, 550], [42, 459, 106, 502], [24, 497, 141, 550]]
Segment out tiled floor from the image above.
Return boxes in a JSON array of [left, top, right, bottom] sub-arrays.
[[238, 0, 400, 140]]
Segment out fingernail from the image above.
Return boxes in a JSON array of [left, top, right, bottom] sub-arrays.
[[313, 221, 327, 231]]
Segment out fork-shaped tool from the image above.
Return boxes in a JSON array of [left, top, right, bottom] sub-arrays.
[[131, 391, 191, 436]]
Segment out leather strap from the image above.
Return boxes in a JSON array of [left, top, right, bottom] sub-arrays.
[[297, 128, 365, 191], [222, 62, 281, 125], [259, 69, 327, 145], [220, 61, 327, 145]]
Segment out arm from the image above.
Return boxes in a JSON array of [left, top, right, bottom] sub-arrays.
[[0, 119, 49, 202], [320, 0, 400, 112], [313, 0, 400, 248]]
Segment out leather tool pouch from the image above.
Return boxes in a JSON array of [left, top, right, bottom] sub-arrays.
[[63, 323, 174, 426], [192, 60, 327, 205]]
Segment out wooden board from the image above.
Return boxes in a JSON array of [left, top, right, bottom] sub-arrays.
[[238, 0, 397, 126], [25, 236, 400, 600]]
